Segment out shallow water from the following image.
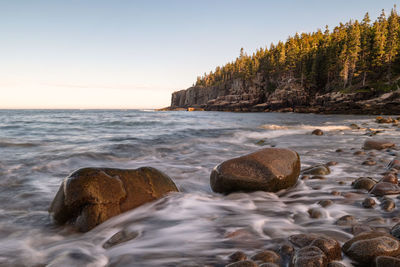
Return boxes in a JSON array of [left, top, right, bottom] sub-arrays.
[[0, 110, 399, 266]]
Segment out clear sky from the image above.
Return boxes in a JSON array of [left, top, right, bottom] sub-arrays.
[[0, 0, 398, 109]]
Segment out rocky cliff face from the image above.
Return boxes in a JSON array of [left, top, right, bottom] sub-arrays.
[[170, 78, 400, 115]]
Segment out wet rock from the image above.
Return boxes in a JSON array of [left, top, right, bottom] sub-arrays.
[[302, 165, 331, 176], [362, 160, 377, 166], [335, 215, 357, 226], [388, 159, 400, 170], [363, 140, 396, 150], [250, 250, 281, 264], [312, 129, 324, 136], [352, 224, 373, 235], [362, 197, 376, 208], [318, 200, 333, 207], [335, 149, 343, 153], [308, 208, 325, 219], [331, 191, 340, 196], [291, 246, 327, 267], [47, 249, 105, 267], [103, 230, 139, 249], [380, 173, 398, 184], [381, 197, 396, 212], [369, 182, 400, 196], [342, 231, 400, 265], [353, 150, 366, 156], [289, 234, 341, 261], [310, 175, 326, 180], [350, 123, 360, 129], [49, 167, 179, 232], [376, 116, 394, 124], [326, 161, 338, 166], [300, 175, 309, 180], [210, 148, 300, 194], [229, 251, 247, 262], [375, 256, 400, 267], [352, 177, 376, 191], [226, 260, 259, 267], [390, 222, 400, 239], [310, 237, 341, 261]]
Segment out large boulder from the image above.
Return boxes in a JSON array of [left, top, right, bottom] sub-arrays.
[[49, 167, 179, 232], [342, 231, 400, 265], [363, 139, 396, 150], [210, 148, 300, 194]]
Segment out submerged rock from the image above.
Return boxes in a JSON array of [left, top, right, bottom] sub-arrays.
[[210, 148, 300, 194], [250, 250, 281, 264], [375, 256, 400, 267], [342, 231, 400, 265], [226, 260, 259, 267], [302, 165, 331, 176], [229, 251, 248, 262], [312, 129, 324, 136], [369, 182, 400, 196], [49, 167, 179, 232], [363, 140, 396, 150]]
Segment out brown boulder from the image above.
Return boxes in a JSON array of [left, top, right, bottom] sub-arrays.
[[369, 182, 400, 196], [363, 140, 396, 150], [290, 246, 327, 267], [49, 167, 178, 232], [342, 231, 400, 265], [210, 148, 300, 194]]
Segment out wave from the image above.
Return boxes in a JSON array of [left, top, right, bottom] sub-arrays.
[[260, 124, 352, 131]]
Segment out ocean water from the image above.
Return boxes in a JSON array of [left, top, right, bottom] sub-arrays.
[[0, 109, 399, 266]]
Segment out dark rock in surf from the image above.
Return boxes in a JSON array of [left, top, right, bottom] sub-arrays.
[[210, 148, 300, 194], [289, 233, 341, 262], [301, 165, 330, 176], [352, 177, 376, 191], [312, 129, 324, 136], [250, 250, 281, 264], [290, 246, 327, 267], [342, 231, 400, 265], [49, 167, 178, 232], [335, 215, 357, 226], [363, 139, 396, 150], [229, 251, 248, 262], [362, 197, 376, 208], [381, 197, 396, 212], [375, 256, 400, 267], [369, 182, 400, 196]]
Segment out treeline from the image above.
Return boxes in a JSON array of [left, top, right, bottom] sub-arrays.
[[195, 7, 400, 93]]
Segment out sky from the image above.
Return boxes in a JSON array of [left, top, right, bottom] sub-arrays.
[[0, 0, 398, 109]]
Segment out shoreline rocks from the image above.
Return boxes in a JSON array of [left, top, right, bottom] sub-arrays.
[[210, 148, 300, 194], [49, 167, 179, 232]]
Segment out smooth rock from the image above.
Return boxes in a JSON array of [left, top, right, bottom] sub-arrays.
[[363, 140, 396, 150], [290, 246, 327, 267], [312, 129, 324, 136], [335, 215, 357, 226], [369, 182, 400, 196], [250, 250, 281, 264], [381, 198, 396, 212], [289, 234, 341, 261], [352, 177, 376, 191], [342, 231, 400, 264], [302, 165, 330, 176], [318, 200, 333, 207], [327, 262, 346, 267], [362, 197, 376, 208], [49, 167, 178, 232], [259, 263, 279, 267], [210, 148, 300, 194], [380, 173, 398, 184], [229, 251, 247, 262], [375, 256, 400, 267], [103, 230, 139, 249]]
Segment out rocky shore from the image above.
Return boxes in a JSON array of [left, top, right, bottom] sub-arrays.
[[166, 79, 400, 115], [48, 116, 400, 266]]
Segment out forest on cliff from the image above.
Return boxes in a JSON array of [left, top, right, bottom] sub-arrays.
[[195, 7, 400, 94]]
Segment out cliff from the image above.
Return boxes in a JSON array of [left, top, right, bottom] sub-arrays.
[[170, 78, 400, 115]]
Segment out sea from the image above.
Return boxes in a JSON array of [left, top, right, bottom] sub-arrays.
[[0, 109, 399, 266]]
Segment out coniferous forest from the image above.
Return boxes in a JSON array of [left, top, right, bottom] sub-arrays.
[[195, 8, 400, 94]]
